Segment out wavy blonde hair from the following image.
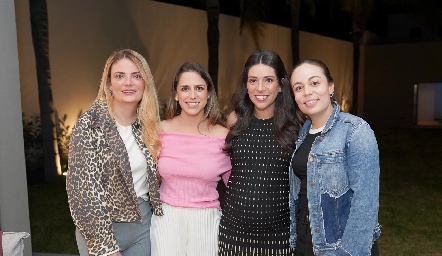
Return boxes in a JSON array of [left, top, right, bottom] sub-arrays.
[[96, 49, 161, 161]]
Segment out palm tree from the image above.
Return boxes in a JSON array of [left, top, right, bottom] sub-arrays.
[[29, 0, 60, 182], [239, 0, 268, 50], [289, 0, 317, 65], [289, 0, 302, 65], [206, 0, 220, 93], [337, 0, 374, 115], [240, 0, 316, 66]]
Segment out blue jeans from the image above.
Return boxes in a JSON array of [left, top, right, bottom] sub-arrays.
[[76, 197, 152, 256]]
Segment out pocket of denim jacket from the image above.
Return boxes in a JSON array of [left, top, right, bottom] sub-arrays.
[[317, 152, 348, 196]]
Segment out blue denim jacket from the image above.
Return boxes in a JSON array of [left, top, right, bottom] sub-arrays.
[[289, 102, 381, 256]]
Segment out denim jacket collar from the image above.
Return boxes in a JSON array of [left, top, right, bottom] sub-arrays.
[[298, 101, 340, 140], [289, 101, 381, 255]]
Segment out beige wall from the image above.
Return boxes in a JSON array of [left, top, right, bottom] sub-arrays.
[[16, 0, 353, 129], [364, 41, 442, 127]]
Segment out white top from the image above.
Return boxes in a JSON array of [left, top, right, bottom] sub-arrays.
[[116, 122, 149, 200], [309, 125, 325, 134]]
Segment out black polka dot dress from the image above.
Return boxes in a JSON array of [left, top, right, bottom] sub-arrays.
[[219, 116, 294, 255]]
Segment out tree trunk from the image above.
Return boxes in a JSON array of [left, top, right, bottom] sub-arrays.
[[30, 0, 60, 182], [206, 0, 220, 94], [290, 0, 301, 66], [351, 25, 363, 115]]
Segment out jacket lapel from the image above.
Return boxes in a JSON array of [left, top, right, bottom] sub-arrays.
[[131, 120, 163, 216], [94, 100, 135, 190]]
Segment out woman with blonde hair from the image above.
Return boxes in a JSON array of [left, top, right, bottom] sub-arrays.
[[67, 49, 163, 256]]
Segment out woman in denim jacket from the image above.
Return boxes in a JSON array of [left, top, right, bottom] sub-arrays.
[[288, 59, 381, 256]]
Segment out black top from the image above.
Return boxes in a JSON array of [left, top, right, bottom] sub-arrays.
[[291, 132, 320, 213], [219, 116, 294, 255], [291, 131, 320, 256]]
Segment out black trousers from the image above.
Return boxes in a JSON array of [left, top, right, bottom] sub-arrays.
[[294, 210, 379, 256]]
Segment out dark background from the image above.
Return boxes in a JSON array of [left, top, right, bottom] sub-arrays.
[[154, 0, 442, 41]]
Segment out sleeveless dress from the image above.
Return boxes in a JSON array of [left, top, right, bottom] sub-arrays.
[[219, 116, 294, 255]]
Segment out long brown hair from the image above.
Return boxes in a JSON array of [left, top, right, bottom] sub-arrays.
[[225, 50, 302, 153], [165, 62, 222, 126]]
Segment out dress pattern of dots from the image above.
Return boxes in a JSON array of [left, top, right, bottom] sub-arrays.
[[219, 116, 294, 256]]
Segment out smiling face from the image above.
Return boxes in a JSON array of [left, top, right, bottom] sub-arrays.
[[290, 63, 334, 128], [247, 64, 282, 119], [175, 71, 208, 118], [109, 58, 145, 107]]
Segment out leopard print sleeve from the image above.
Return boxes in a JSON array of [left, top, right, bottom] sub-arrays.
[[66, 112, 119, 256]]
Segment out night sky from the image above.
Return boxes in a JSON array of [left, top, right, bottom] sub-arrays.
[[154, 0, 442, 42]]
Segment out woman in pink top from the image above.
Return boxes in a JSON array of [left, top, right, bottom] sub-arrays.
[[150, 62, 231, 256]]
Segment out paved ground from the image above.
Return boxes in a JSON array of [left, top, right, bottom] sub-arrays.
[[33, 254, 78, 256]]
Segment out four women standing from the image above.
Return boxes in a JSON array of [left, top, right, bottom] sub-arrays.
[[67, 49, 380, 256]]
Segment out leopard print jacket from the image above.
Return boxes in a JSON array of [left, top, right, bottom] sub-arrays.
[[66, 100, 163, 256]]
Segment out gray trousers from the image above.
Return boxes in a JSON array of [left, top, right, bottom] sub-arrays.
[[76, 197, 152, 256]]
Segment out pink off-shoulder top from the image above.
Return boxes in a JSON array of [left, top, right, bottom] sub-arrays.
[[158, 132, 231, 209]]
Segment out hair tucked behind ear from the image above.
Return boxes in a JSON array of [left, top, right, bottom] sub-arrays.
[[292, 58, 336, 102]]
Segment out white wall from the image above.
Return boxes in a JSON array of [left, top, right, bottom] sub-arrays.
[[417, 83, 442, 125], [418, 83, 436, 121], [16, 0, 353, 128]]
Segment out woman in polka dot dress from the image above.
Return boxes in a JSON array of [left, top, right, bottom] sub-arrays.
[[218, 50, 303, 255]]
